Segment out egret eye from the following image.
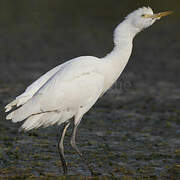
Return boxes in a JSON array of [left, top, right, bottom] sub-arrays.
[[141, 14, 146, 17]]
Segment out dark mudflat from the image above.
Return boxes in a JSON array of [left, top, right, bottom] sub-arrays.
[[0, 0, 180, 179]]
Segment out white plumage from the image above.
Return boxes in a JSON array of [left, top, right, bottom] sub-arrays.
[[4, 7, 172, 175], [6, 57, 105, 130]]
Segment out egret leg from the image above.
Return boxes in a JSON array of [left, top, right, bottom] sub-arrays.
[[58, 121, 70, 175], [70, 122, 97, 175]]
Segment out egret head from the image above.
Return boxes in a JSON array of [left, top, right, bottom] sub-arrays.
[[126, 7, 173, 31]]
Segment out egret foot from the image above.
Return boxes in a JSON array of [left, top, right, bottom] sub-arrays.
[[58, 122, 71, 175], [60, 158, 68, 175]]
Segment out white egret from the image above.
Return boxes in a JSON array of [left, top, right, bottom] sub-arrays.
[[5, 7, 172, 175]]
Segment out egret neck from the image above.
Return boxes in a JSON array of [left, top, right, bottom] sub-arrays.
[[102, 20, 140, 90]]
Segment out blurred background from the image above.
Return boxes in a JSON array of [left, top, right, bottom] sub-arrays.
[[0, 0, 179, 179]]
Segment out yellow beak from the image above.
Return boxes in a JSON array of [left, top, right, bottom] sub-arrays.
[[145, 11, 173, 19]]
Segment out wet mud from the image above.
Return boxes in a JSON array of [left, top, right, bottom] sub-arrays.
[[0, 0, 180, 179]]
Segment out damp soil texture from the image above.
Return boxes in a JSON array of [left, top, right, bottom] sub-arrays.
[[0, 0, 180, 179]]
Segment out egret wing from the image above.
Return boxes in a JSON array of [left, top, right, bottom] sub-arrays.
[[6, 58, 104, 129], [5, 61, 70, 112]]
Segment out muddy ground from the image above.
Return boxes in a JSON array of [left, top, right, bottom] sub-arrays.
[[0, 1, 180, 179]]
